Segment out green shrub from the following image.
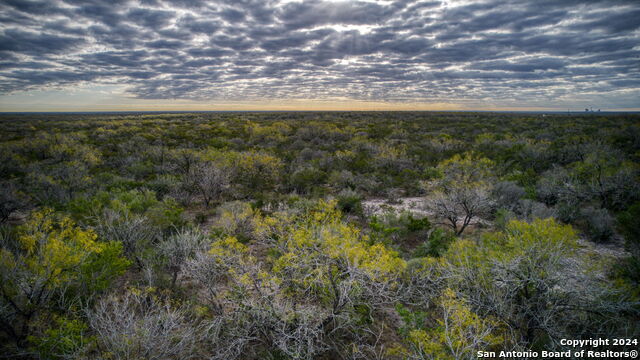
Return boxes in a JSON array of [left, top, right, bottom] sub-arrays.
[[407, 214, 431, 232], [414, 228, 455, 257], [29, 316, 91, 360], [336, 189, 363, 215], [618, 202, 640, 248], [616, 202, 640, 287], [290, 166, 327, 194]]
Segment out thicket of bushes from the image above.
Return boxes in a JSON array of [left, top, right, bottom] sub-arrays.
[[0, 111, 638, 359]]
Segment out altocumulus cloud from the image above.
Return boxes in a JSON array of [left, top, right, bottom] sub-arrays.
[[0, 0, 639, 108]]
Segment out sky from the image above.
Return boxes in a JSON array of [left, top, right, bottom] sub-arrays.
[[0, 0, 639, 111]]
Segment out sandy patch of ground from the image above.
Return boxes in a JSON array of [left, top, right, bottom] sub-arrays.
[[362, 197, 428, 217], [362, 196, 490, 227]]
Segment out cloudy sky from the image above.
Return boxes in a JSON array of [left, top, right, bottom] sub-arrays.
[[0, 0, 639, 111]]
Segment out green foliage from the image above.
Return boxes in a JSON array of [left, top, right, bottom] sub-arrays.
[[396, 303, 428, 336], [414, 228, 455, 258], [371, 211, 430, 234], [144, 196, 185, 230], [111, 188, 162, 213], [493, 208, 515, 230], [399, 289, 503, 360], [66, 188, 184, 229], [489, 217, 578, 262], [273, 200, 406, 285], [214, 201, 258, 243], [0, 209, 128, 349], [336, 189, 363, 215], [436, 152, 495, 187], [614, 256, 640, 290], [29, 315, 91, 360], [80, 241, 130, 293], [290, 166, 327, 195], [616, 202, 640, 286], [3, 209, 127, 288], [235, 150, 284, 196], [368, 211, 431, 247], [407, 214, 431, 232], [1, 112, 639, 358], [618, 202, 640, 247], [444, 218, 597, 347], [369, 215, 401, 245]]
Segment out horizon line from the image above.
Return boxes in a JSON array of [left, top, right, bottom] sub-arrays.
[[2, 109, 640, 114]]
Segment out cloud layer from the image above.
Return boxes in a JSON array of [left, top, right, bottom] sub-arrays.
[[1, 0, 639, 108]]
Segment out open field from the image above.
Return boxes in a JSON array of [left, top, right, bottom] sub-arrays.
[[1, 111, 639, 359]]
